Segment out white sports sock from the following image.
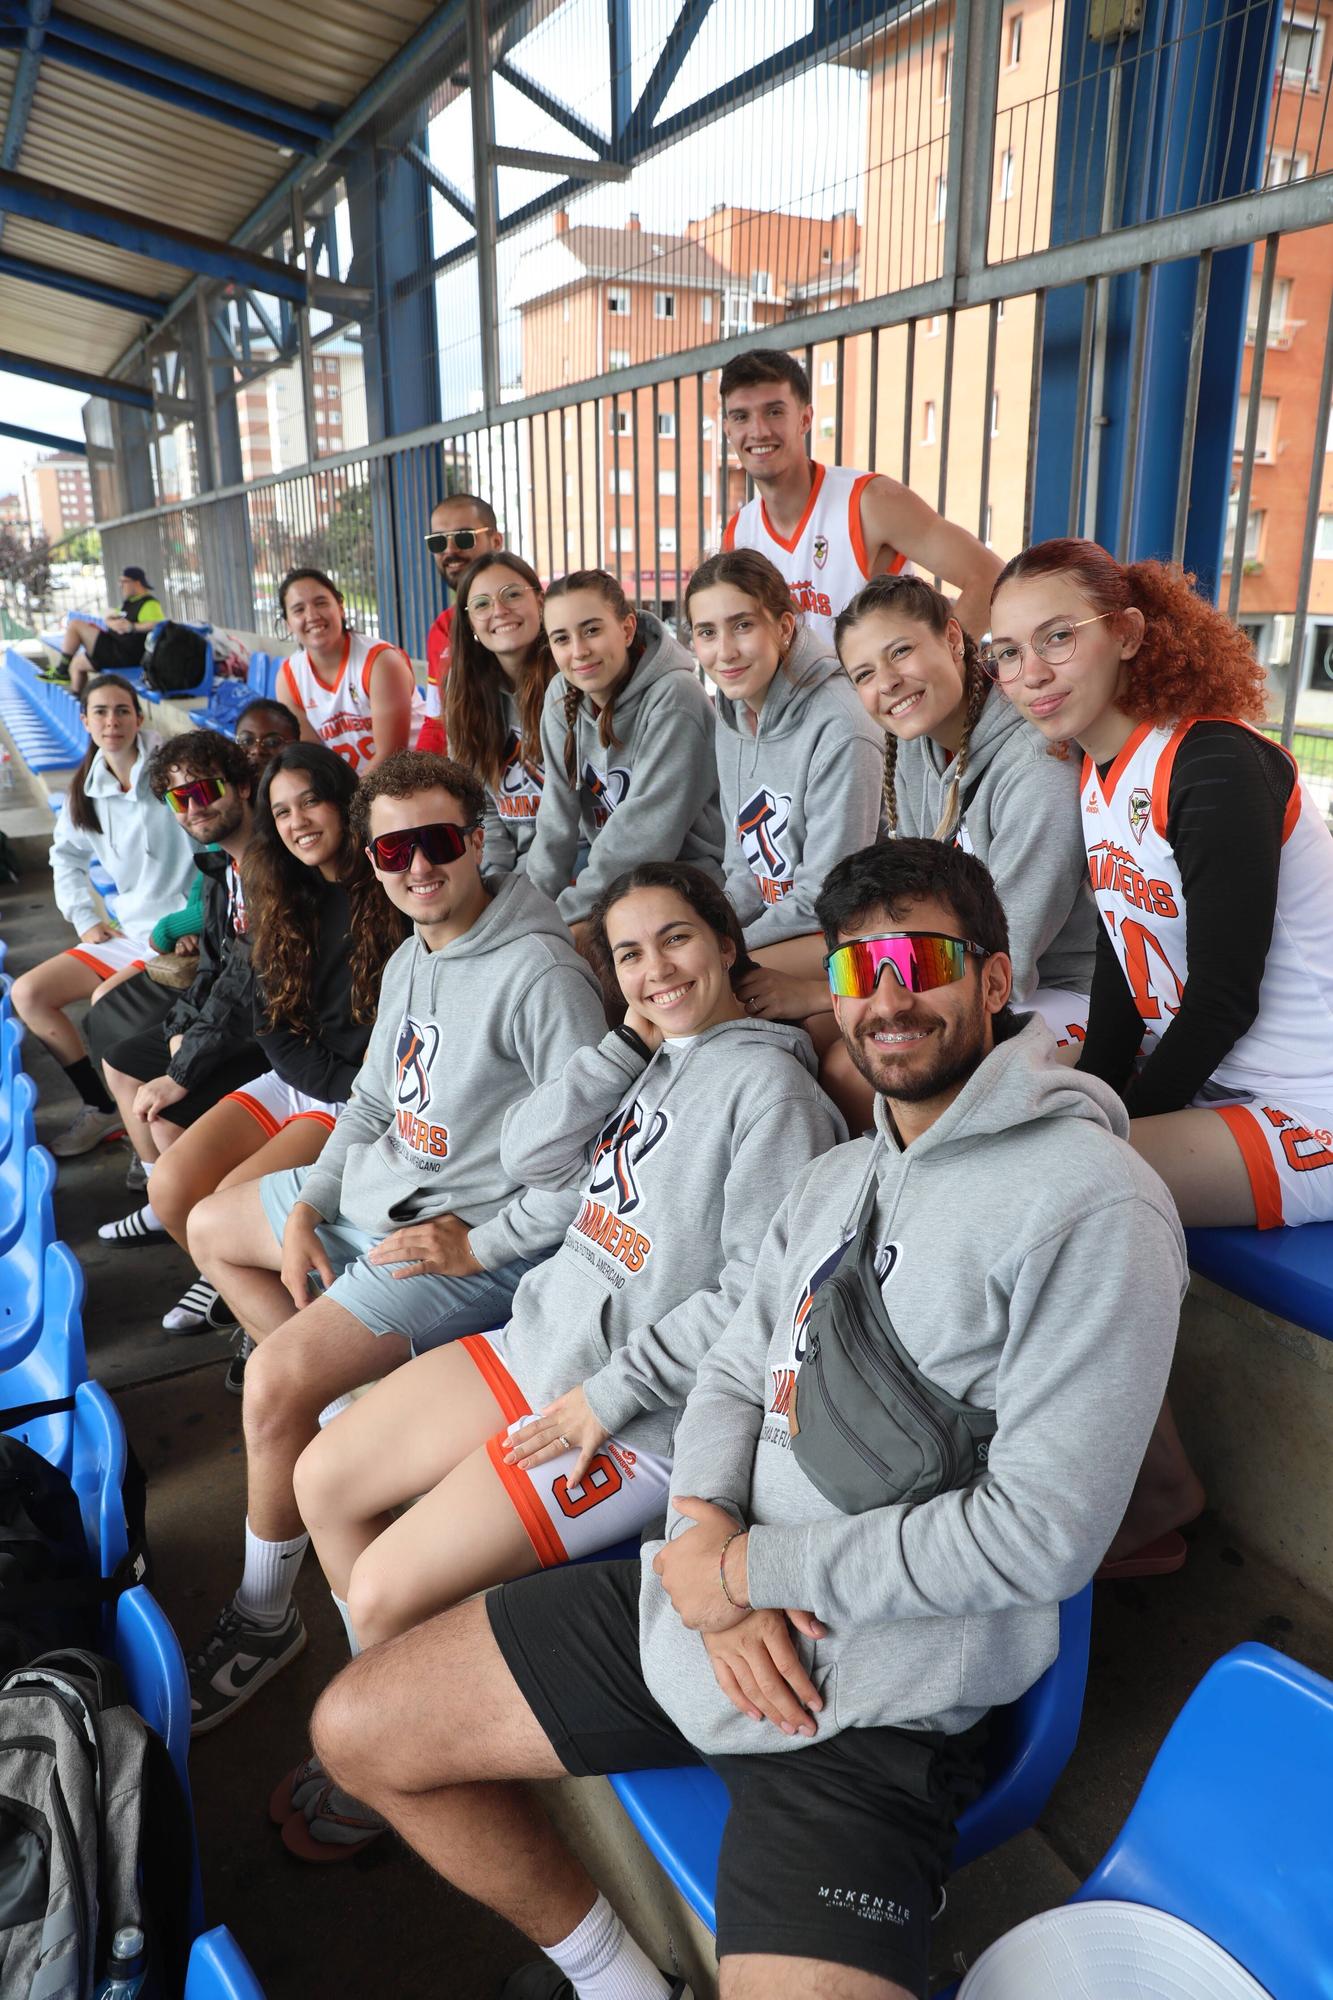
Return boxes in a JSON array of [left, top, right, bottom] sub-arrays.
[[233, 1522, 308, 1626], [141, 1158, 154, 1175], [139, 1202, 162, 1230], [332, 1592, 361, 1658], [317, 1393, 355, 1428], [544, 1894, 670, 2000]]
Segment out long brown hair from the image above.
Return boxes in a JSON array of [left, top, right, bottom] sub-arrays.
[[835, 575, 989, 837], [243, 743, 406, 1034], [69, 674, 142, 835], [446, 552, 555, 789], [543, 569, 644, 787], [992, 539, 1268, 724], [585, 859, 756, 994], [685, 547, 819, 689]]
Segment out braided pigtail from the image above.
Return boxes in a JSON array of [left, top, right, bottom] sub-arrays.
[[881, 731, 900, 833], [932, 644, 990, 842], [562, 682, 582, 788]]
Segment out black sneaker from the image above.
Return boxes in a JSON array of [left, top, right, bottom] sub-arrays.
[[187, 1601, 305, 1735], [499, 1964, 692, 1998], [224, 1331, 254, 1396]]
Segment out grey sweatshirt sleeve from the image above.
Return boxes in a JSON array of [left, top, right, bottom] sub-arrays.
[[582, 1094, 843, 1435], [481, 788, 519, 877], [742, 726, 886, 948], [984, 750, 1091, 1001], [525, 696, 583, 904], [49, 805, 101, 937], [556, 689, 720, 923], [500, 1031, 649, 1189], [723, 831, 764, 930], [744, 1192, 1184, 1626], [296, 993, 401, 1221], [466, 964, 610, 1267]]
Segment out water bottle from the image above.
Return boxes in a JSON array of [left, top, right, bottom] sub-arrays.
[[94, 1925, 146, 1999]]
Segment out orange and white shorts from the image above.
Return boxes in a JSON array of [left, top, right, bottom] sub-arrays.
[[460, 1333, 673, 1567], [1209, 1096, 1333, 1230], [66, 931, 151, 981], [226, 1068, 341, 1139]]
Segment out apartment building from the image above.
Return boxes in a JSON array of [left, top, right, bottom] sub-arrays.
[[19, 452, 95, 541]]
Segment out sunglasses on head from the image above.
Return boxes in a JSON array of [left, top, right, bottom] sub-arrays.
[[367, 820, 480, 872], [424, 530, 482, 555], [824, 932, 986, 1000], [164, 776, 228, 815]]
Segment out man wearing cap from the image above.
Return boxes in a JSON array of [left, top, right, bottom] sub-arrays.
[[417, 494, 504, 753], [47, 566, 166, 693]]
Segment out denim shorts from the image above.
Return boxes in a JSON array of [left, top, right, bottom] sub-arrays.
[[258, 1166, 545, 1354]]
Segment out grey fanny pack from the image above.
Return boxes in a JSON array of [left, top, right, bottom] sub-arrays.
[[790, 1181, 997, 1515]]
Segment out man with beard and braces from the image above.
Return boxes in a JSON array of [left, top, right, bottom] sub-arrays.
[[307, 838, 1186, 2000]]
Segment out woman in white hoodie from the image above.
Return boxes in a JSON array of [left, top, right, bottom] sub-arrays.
[[12, 673, 196, 1157]]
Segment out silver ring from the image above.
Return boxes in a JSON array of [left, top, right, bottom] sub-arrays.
[[558, 1433, 572, 1450], [746, 996, 757, 1014]]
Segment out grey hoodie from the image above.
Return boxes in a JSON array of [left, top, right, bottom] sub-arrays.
[[297, 872, 606, 1267], [526, 612, 725, 922], [639, 1016, 1186, 1754], [497, 1018, 846, 1455], [714, 628, 885, 947], [895, 693, 1096, 1002], [479, 687, 545, 877]]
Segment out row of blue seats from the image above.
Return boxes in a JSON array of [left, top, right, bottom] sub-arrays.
[[0, 997, 264, 1998]]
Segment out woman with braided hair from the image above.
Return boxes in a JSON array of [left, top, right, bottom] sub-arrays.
[[526, 570, 724, 949]]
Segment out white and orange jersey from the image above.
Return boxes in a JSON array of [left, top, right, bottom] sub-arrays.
[[279, 629, 424, 771], [723, 461, 907, 644], [1081, 717, 1333, 1104]]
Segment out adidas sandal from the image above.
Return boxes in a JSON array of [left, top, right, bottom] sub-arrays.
[[98, 1205, 164, 1243], [163, 1278, 238, 1333]]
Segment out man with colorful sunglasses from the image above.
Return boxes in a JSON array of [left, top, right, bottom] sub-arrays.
[[181, 748, 608, 1740], [417, 493, 504, 754], [308, 838, 1186, 2000]]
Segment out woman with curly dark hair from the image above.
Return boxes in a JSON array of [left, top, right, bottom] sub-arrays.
[[103, 743, 407, 1346], [991, 538, 1333, 1571], [445, 551, 555, 875]]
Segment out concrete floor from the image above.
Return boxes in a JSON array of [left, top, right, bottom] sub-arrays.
[[4, 844, 1332, 1999]]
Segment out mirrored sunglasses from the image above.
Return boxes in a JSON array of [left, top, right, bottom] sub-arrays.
[[367, 820, 479, 872], [824, 932, 986, 1000], [164, 776, 228, 815]]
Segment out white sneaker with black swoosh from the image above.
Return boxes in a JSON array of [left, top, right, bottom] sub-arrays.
[[187, 1601, 306, 1735]]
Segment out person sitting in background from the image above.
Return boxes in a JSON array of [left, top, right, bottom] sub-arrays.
[[446, 552, 554, 877], [309, 838, 1185, 2000], [276, 860, 843, 1860], [11, 674, 196, 1158], [276, 568, 422, 774], [44, 567, 165, 693], [418, 493, 505, 754], [97, 745, 407, 1357], [234, 696, 301, 772], [527, 570, 724, 953], [181, 750, 607, 1735]]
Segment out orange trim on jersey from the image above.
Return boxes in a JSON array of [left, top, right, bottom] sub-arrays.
[[65, 945, 145, 980], [358, 641, 393, 698], [758, 459, 827, 554], [458, 1333, 530, 1426], [1149, 723, 1189, 840], [277, 658, 303, 712], [227, 1090, 281, 1139], [1097, 720, 1157, 805], [848, 472, 875, 578], [301, 631, 352, 694], [286, 1108, 337, 1132], [722, 510, 738, 551], [485, 1431, 569, 1568], [1149, 716, 1303, 843], [1214, 1103, 1285, 1230]]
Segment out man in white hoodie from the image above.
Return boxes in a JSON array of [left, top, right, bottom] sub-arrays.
[[309, 839, 1186, 2000]]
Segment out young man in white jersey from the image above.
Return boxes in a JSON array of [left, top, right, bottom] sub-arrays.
[[721, 349, 1001, 644]]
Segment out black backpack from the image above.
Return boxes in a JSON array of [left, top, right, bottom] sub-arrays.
[[141, 622, 207, 695]]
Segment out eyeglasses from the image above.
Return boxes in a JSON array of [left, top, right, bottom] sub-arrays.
[[236, 730, 292, 753], [824, 932, 986, 1000], [424, 530, 482, 555], [978, 612, 1115, 684], [367, 820, 479, 872], [164, 776, 228, 815], [467, 582, 533, 620]]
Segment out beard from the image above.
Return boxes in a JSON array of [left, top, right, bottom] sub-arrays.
[[843, 996, 988, 1106]]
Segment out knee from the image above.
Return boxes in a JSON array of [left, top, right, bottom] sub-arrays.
[[310, 1661, 380, 1796], [186, 1188, 226, 1268], [241, 1331, 309, 1445], [10, 969, 41, 1023], [147, 1152, 192, 1234], [345, 1552, 406, 1652], [292, 1428, 344, 1531]]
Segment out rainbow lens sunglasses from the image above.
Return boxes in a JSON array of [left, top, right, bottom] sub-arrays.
[[367, 821, 480, 872], [164, 777, 228, 815], [825, 931, 987, 999]]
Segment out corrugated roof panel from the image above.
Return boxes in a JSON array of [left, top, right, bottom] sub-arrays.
[[4, 217, 188, 302], [0, 272, 145, 374]]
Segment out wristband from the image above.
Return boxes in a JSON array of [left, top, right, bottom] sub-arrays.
[[613, 1024, 651, 1061], [719, 1528, 750, 1611]]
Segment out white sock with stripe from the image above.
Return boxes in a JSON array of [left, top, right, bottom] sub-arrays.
[[543, 1894, 672, 2000]]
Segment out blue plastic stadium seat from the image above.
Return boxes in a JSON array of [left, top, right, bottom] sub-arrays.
[[0, 1146, 55, 1368], [610, 1586, 1093, 1933], [0, 1241, 88, 1475], [71, 1378, 130, 1579], [111, 1584, 206, 1939], [0, 645, 87, 765], [185, 1927, 266, 2000], [1071, 1642, 1333, 2000], [0, 1030, 34, 1161], [1185, 1223, 1333, 1340]]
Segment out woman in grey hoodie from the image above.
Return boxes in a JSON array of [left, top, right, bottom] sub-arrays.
[[525, 570, 725, 942], [445, 551, 555, 876], [292, 863, 845, 1677]]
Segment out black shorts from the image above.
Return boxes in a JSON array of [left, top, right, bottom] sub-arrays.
[[487, 1560, 987, 1993], [103, 1024, 264, 1130], [90, 627, 150, 671]]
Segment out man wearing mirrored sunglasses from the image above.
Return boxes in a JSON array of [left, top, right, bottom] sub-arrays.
[[308, 837, 1186, 2000], [417, 493, 504, 755]]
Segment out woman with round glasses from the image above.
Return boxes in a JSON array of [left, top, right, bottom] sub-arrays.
[[276, 567, 422, 774], [446, 552, 555, 875]]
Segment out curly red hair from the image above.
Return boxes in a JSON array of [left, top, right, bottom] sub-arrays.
[[992, 538, 1268, 726]]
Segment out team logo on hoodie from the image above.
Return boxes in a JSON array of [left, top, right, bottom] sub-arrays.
[[738, 788, 795, 905], [813, 534, 829, 570], [1128, 786, 1151, 844], [569, 1099, 671, 1282], [393, 1013, 450, 1160], [497, 729, 544, 821], [764, 1230, 899, 1445], [583, 759, 632, 828]]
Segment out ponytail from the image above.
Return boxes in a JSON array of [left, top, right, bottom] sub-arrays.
[[68, 673, 142, 835]]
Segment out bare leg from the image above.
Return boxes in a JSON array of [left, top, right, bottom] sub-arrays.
[[103, 1061, 161, 1165], [188, 1178, 305, 1338], [138, 1098, 268, 1249], [89, 964, 142, 1004], [11, 953, 101, 1068], [68, 651, 94, 696], [1129, 1108, 1257, 1227], [723, 1961, 910, 2000], [294, 1341, 506, 1597], [1105, 1395, 1206, 1564], [61, 618, 101, 662], [215, 1115, 332, 1192]]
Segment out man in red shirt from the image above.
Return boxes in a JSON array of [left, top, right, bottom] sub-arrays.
[[418, 493, 504, 752]]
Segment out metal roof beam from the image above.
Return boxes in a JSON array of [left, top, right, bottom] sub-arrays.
[[0, 246, 168, 318], [0, 167, 308, 300], [493, 58, 610, 159], [406, 141, 475, 225], [490, 143, 627, 180], [625, 0, 713, 147], [0, 347, 151, 406], [0, 419, 85, 453], [0, 0, 52, 247]]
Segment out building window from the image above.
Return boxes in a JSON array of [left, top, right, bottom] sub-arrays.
[[984, 504, 994, 546], [657, 412, 676, 438], [922, 400, 937, 446], [820, 359, 836, 385], [608, 287, 631, 315], [937, 46, 952, 96], [1267, 150, 1311, 186], [1315, 514, 1333, 559], [1246, 275, 1294, 344], [659, 526, 678, 553], [1278, 13, 1323, 89], [933, 175, 948, 223], [990, 392, 1000, 436], [610, 407, 632, 435], [701, 295, 712, 324], [820, 417, 835, 438], [609, 348, 630, 368], [563, 299, 571, 322], [999, 150, 1015, 201], [658, 471, 676, 496], [703, 472, 712, 497], [1225, 496, 1265, 561], [821, 246, 832, 263], [926, 314, 942, 337], [1007, 14, 1023, 65], [610, 470, 634, 494], [1234, 394, 1279, 462], [754, 271, 772, 298], [654, 291, 676, 320]]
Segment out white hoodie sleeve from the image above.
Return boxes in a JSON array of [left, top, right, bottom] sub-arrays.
[[49, 800, 101, 938]]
